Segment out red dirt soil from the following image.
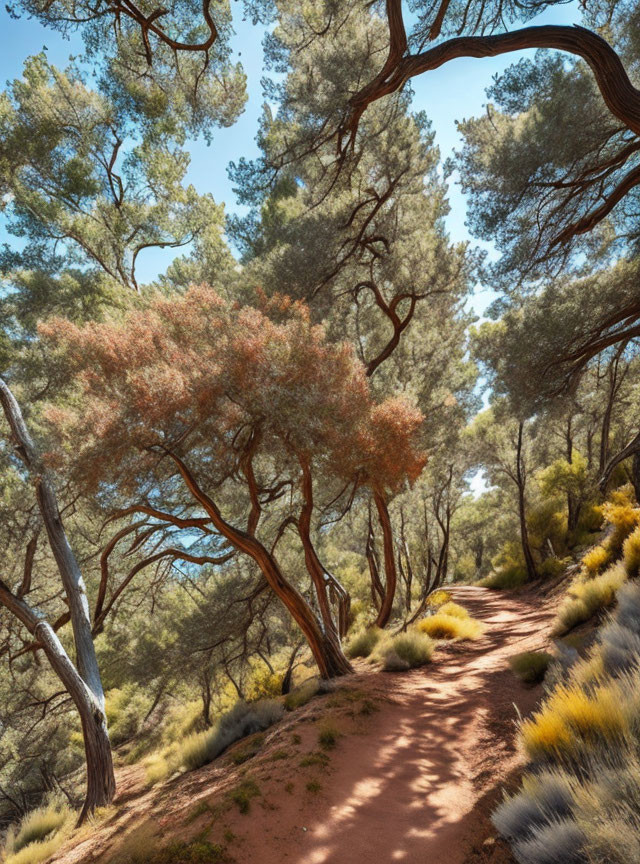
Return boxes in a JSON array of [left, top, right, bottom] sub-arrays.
[[51, 585, 556, 864]]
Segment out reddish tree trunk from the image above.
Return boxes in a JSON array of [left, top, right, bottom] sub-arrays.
[[373, 487, 397, 628], [168, 451, 352, 678]]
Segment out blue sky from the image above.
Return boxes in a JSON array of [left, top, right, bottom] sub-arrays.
[[0, 2, 579, 313]]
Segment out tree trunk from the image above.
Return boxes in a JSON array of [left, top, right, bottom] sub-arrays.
[[632, 452, 640, 504], [566, 418, 580, 533], [516, 421, 537, 581], [365, 512, 385, 612], [168, 450, 352, 678], [0, 379, 105, 708], [373, 488, 397, 628], [0, 581, 115, 823], [599, 429, 640, 493]]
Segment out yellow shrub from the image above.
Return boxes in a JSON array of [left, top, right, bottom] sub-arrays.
[[520, 709, 572, 759], [245, 664, 283, 701], [552, 563, 627, 635], [601, 490, 640, 556], [521, 681, 629, 760], [3, 799, 74, 864], [623, 525, 640, 578], [438, 601, 469, 619], [582, 544, 610, 577], [426, 589, 451, 608], [416, 612, 484, 641]]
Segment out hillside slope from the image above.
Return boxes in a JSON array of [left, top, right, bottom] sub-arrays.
[[51, 586, 556, 864]]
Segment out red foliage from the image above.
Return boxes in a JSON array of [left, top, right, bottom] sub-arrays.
[[40, 286, 426, 495]]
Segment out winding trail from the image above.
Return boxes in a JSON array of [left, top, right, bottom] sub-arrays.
[[52, 586, 556, 864], [223, 585, 555, 864]]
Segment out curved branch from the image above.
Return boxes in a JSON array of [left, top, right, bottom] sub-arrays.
[[342, 25, 640, 148]]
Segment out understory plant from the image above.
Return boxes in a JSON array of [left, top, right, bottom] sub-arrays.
[[493, 583, 640, 864]]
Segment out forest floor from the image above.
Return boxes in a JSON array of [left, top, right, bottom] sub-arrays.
[[51, 586, 558, 864]]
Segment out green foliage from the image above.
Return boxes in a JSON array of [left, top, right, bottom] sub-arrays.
[[116, 837, 228, 864], [284, 679, 323, 711], [538, 557, 570, 580], [509, 651, 553, 684], [477, 565, 527, 591], [104, 686, 152, 747]]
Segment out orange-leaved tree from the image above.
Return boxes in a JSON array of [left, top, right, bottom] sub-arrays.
[[40, 286, 425, 677]]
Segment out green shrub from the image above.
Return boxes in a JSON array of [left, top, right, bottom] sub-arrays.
[[345, 627, 383, 659], [509, 651, 553, 684], [115, 836, 228, 864], [372, 631, 435, 671], [146, 698, 283, 781], [453, 552, 476, 582], [539, 556, 571, 580], [104, 685, 151, 746]]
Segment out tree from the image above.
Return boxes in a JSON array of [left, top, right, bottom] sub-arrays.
[[230, 2, 473, 381], [40, 286, 426, 678], [468, 408, 538, 581], [0, 379, 115, 822], [0, 56, 236, 296], [7, 0, 246, 137]]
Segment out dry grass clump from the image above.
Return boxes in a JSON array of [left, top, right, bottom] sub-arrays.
[[145, 698, 283, 782], [581, 544, 610, 577], [476, 566, 527, 590], [437, 601, 469, 618], [552, 563, 627, 636], [623, 524, 640, 578], [283, 677, 334, 710], [371, 631, 435, 671], [521, 680, 629, 761], [426, 589, 451, 608], [345, 627, 383, 659], [509, 651, 553, 684], [416, 612, 484, 641], [2, 798, 74, 864], [600, 487, 640, 557]]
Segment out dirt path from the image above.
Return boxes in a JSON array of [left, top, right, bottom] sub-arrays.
[[218, 585, 555, 864], [52, 586, 556, 864]]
